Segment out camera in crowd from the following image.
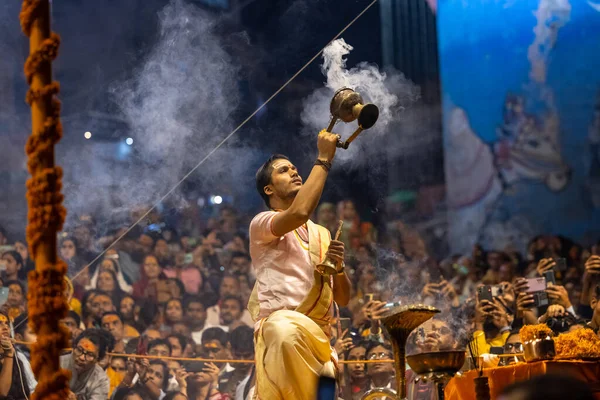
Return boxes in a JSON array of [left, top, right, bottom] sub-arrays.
[[546, 313, 577, 334]]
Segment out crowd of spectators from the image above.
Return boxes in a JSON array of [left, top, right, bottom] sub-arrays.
[[0, 197, 598, 400]]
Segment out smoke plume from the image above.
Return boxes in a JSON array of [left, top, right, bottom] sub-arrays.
[[300, 38, 420, 166]]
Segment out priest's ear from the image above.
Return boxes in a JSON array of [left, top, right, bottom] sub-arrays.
[[263, 185, 274, 197]]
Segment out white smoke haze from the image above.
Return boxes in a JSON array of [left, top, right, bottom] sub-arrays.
[[58, 0, 263, 223], [301, 38, 421, 166], [528, 0, 571, 85]]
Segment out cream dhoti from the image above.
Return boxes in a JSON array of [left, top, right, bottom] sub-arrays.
[[254, 310, 338, 399], [248, 213, 338, 400]]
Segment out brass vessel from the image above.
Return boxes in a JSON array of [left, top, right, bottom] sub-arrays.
[[326, 88, 379, 149], [316, 221, 344, 276], [523, 336, 555, 362], [406, 350, 466, 376], [360, 304, 440, 400]]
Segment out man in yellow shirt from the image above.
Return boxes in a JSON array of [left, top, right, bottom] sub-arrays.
[[473, 299, 511, 355]]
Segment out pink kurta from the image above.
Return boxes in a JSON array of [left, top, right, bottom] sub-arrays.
[[249, 211, 332, 322]]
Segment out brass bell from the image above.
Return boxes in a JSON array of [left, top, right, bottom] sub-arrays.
[[316, 258, 339, 276], [326, 88, 379, 149], [316, 221, 344, 276]]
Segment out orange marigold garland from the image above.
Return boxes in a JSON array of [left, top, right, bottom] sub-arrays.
[[20, 1, 71, 399], [554, 328, 600, 360]]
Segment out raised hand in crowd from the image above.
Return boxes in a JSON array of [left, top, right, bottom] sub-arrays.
[[516, 292, 537, 325], [536, 258, 555, 276], [513, 277, 529, 294], [136, 358, 151, 382], [489, 299, 512, 329], [333, 329, 354, 356], [365, 301, 388, 321], [581, 255, 600, 305], [204, 362, 221, 388], [421, 282, 441, 298], [0, 336, 14, 358], [474, 299, 493, 331], [175, 367, 190, 396], [539, 304, 566, 323], [546, 285, 572, 309], [585, 255, 600, 275], [354, 300, 383, 328]]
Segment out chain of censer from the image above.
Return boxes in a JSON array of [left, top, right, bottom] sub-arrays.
[[20, 1, 71, 399]]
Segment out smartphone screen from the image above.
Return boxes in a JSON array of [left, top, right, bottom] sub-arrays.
[[525, 277, 547, 292]]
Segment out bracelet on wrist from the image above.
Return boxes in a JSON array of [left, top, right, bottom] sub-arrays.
[[315, 159, 332, 172]]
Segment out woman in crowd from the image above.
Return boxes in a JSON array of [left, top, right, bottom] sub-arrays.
[[0, 311, 36, 399], [93, 269, 128, 308], [1, 251, 23, 284], [81, 290, 104, 329], [185, 361, 228, 400], [343, 341, 369, 400], [132, 255, 167, 301], [60, 235, 83, 274], [2, 281, 27, 320], [337, 200, 377, 251], [12, 240, 35, 281], [162, 298, 185, 334], [87, 257, 133, 294]]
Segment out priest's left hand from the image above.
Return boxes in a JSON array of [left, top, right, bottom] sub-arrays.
[[326, 240, 345, 268]]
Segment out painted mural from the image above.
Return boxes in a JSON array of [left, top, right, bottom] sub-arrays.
[[438, 0, 600, 254]]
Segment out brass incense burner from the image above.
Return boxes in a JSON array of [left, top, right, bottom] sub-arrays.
[[326, 88, 379, 149], [361, 304, 440, 400], [406, 350, 466, 400]]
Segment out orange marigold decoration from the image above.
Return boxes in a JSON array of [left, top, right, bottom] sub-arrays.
[[519, 324, 553, 343], [554, 328, 600, 360], [20, 1, 71, 399]]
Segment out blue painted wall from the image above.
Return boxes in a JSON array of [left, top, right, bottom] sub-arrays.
[[438, 0, 600, 253]]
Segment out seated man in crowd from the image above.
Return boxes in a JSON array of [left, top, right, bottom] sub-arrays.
[[219, 295, 247, 332], [60, 328, 111, 400], [200, 327, 234, 388], [102, 311, 127, 353], [205, 275, 253, 328], [185, 295, 210, 345], [220, 325, 255, 399]]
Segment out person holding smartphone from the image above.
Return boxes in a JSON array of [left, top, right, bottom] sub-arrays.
[[247, 131, 351, 400]]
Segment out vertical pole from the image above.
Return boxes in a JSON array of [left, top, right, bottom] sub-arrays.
[[20, 1, 71, 398]]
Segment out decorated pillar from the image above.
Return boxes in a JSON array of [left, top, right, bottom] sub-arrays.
[[20, 1, 71, 398]]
